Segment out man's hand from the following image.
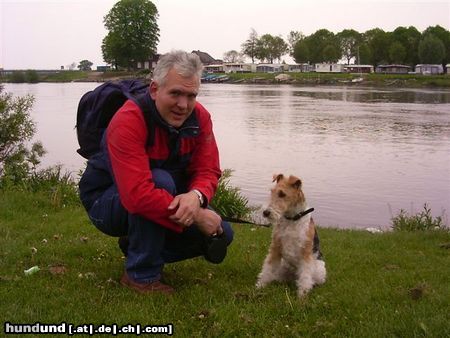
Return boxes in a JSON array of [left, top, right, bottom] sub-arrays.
[[193, 208, 223, 237], [168, 191, 223, 236], [168, 191, 201, 227]]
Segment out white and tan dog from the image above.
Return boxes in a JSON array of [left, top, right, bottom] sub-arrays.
[[256, 174, 326, 298]]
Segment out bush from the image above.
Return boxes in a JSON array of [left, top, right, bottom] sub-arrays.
[[25, 70, 40, 83], [0, 87, 46, 185], [391, 204, 446, 231], [210, 169, 254, 221]]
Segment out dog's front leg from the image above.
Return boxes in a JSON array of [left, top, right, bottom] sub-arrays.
[[256, 237, 283, 288], [296, 259, 315, 297]]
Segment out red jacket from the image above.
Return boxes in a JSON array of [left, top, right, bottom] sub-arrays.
[[106, 97, 221, 233]]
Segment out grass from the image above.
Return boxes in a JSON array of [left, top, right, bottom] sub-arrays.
[[1, 190, 449, 337], [225, 72, 450, 87], [3, 70, 449, 88]]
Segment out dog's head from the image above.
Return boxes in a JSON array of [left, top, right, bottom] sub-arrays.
[[263, 173, 306, 221]]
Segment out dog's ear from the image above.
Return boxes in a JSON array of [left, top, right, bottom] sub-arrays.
[[273, 173, 284, 182], [288, 176, 302, 189]]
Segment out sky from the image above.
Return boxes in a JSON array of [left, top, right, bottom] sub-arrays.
[[1, 0, 449, 70]]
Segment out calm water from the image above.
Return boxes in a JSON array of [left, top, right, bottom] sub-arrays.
[[4, 83, 450, 229]]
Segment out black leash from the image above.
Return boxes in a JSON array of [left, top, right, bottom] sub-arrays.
[[221, 216, 271, 227], [221, 207, 314, 227]]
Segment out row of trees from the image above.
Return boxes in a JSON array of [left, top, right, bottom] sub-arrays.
[[237, 25, 449, 67], [99, 0, 448, 70]]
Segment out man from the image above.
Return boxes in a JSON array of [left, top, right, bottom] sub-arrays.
[[79, 50, 233, 294]]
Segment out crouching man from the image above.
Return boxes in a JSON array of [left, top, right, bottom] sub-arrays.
[[79, 50, 233, 294]]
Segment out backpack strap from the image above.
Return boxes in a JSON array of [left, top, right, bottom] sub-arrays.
[[133, 93, 156, 148]]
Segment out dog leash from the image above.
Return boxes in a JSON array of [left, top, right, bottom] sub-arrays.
[[221, 207, 314, 227], [221, 216, 271, 227], [221, 208, 315, 226]]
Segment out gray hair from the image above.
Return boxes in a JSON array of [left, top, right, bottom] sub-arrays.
[[152, 50, 203, 87]]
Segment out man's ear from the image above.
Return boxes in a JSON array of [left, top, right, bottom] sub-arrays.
[[149, 81, 158, 100]]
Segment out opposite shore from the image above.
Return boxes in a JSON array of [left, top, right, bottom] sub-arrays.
[[2, 70, 450, 88]]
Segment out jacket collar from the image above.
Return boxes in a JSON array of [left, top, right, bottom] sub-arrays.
[[146, 94, 199, 136]]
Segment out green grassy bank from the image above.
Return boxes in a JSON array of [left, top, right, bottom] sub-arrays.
[[226, 71, 450, 88], [1, 190, 449, 337], [2, 70, 450, 88]]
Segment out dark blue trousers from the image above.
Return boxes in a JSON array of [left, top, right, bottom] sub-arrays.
[[87, 169, 233, 283]]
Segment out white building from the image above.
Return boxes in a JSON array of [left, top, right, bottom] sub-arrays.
[[223, 63, 256, 73], [415, 64, 444, 75], [315, 63, 346, 73]]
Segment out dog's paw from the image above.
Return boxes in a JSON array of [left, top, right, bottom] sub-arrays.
[[255, 278, 267, 289], [297, 287, 311, 298]]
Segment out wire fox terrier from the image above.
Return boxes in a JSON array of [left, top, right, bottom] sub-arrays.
[[256, 174, 326, 298]]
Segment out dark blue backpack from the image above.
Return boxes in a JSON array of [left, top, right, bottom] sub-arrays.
[[76, 79, 152, 159]]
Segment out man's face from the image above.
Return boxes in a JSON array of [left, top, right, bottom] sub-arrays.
[[150, 68, 200, 128]]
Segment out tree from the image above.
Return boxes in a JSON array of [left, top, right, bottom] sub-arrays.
[[0, 86, 46, 184], [388, 42, 406, 64], [102, 0, 159, 70], [422, 25, 450, 65], [241, 28, 259, 63], [418, 34, 445, 64], [223, 50, 244, 63], [358, 43, 372, 64], [337, 29, 361, 64], [255, 34, 288, 63], [78, 60, 93, 71], [391, 26, 421, 66], [293, 40, 310, 63], [362, 28, 391, 65], [287, 31, 304, 57], [305, 29, 340, 63], [322, 45, 341, 63]]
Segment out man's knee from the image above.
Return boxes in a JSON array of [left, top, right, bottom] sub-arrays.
[[221, 221, 234, 246], [152, 169, 177, 195]]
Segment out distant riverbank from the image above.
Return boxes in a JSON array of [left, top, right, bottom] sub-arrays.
[[2, 69, 450, 88]]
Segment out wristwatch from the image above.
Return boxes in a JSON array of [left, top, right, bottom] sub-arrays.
[[192, 189, 204, 206]]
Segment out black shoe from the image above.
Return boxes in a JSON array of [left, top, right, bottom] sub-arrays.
[[204, 233, 227, 264], [118, 236, 129, 257]]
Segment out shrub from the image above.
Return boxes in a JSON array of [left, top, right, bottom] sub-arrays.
[[0, 87, 46, 185], [25, 70, 40, 83], [210, 169, 254, 221], [391, 204, 446, 231]]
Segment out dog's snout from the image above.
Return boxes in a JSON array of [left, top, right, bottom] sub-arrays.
[[263, 209, 271, 218]]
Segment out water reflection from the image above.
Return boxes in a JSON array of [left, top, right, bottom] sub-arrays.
[[219, 84, 450, 104], [291, 86, 450, 103]]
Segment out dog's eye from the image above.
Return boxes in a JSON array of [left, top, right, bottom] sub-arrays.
[[278, 190, 286, 198]]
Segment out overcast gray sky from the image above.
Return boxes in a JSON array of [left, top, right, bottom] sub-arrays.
[[1, 0, 449, 69]]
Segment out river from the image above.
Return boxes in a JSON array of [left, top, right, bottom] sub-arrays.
[[3, 82, 450, 230]]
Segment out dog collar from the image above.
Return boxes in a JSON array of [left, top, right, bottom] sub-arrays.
[[284, 208, 314, 221]]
